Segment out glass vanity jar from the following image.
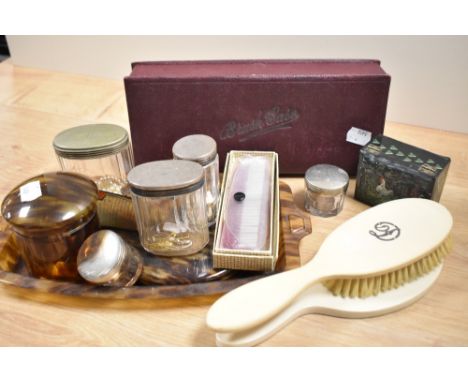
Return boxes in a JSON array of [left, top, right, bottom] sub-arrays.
[[127, 160, 209, 257], [304, 164, 349, 217], [53, 123, 134, 195], [1, 172, 99, 281], [172, 134, 219, 227]]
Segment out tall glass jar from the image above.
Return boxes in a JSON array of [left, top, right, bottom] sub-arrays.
[[1, 172, 99, 281], [172, 134, 219, 227], [127, 160, 209, 257], [53, 124, 134, 195]]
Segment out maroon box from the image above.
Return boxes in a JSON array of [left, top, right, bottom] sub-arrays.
[[124, 60, 390, 175]]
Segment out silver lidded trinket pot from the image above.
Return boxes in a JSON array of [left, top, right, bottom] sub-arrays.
[[77, 230, 143, 287], [53, 124, 134, 195], [127, 160, 209, 257], [172, 134, 220, 227], [304, 164, 349, 217]]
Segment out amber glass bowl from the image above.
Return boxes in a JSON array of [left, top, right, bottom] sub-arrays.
[[1, 172, 99, 281]]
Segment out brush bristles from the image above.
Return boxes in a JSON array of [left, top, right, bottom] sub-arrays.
[[323, 236, 452, 298]]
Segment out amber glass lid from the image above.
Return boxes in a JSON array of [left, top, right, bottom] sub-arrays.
[[1, 172, 98, 234]]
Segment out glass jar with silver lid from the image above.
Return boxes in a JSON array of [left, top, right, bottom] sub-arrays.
[[172, 134, 219, 227], [304, 164, 349, 217], [53, 124, 134, 195], [127, 160, 209, 257]]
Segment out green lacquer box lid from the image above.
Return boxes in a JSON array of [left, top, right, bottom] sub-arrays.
[[362, 135, 450, 176], [355, 135, 451, 206]]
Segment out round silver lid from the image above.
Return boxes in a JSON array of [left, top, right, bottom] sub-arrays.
[[77, 230, 125, 284], [127, 159, 204, 196], [172, 134, 217, 165], [53, 124, 130, 159], [305, 164, 349, 195]]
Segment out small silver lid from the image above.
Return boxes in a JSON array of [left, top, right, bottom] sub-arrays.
[[127, 159, 204, 196], [53, 124, 130, 159], [172, 134, 217, 166], [77, 230, 125, 284], [305, 164, 349, 196]]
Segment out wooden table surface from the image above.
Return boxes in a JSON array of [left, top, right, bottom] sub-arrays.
[[0, 59, 467, 346]]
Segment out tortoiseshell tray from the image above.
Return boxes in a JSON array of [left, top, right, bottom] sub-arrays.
[[0, 182, 311, 299]]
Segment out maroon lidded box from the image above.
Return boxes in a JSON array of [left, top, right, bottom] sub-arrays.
[[124, 60, 390, 175]]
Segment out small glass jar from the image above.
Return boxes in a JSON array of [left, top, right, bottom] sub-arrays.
[[53, 123, 134, 195], [1, 172, 99, 281], [304, 164, 349, 217], [77, 230, 143, 287], [127, 160, 209, 257], [172, 134, 219, 227]]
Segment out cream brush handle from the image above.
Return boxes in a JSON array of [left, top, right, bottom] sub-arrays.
[[216, 264, 443, 346], [216, 283, 322, 346], [206, 265, 326, 333]]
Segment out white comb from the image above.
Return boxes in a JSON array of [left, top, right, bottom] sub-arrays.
[[220, 156, 272, 251]]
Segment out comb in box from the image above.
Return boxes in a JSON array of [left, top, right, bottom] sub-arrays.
[[213, 151, 279, 271]]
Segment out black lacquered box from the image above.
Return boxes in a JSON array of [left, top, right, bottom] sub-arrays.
[[355, 135, 451, 206]]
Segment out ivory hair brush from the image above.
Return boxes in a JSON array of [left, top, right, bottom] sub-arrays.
[[216, 264, 443, 346], [206, 198, 453, 334]]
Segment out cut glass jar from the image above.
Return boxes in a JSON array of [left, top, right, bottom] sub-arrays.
[[53, 124, 134, 195], [127, 160, 209, 257], [172, 134, 220, 227]]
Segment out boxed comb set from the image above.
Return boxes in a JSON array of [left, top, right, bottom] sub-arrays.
[[124, 59, 391, 175], [213, 151, 279, 271], [355, 135, 451, 206]]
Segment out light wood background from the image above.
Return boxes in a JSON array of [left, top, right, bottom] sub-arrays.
[[0, 60, 467, 346]]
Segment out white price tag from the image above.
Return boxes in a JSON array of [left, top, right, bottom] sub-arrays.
[[346, 127, 372, 146]]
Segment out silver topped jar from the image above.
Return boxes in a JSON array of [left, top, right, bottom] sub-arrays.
[[304, 164, 349, 217], [77, 230, 143, 287], [53, 124, 134, 195], [172, 134, 219, 227], [127, 160, 209, 257]]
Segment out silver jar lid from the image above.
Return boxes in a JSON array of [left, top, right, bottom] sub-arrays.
[[77, 230, 126, 284], [305, 164, 349, 196], [53, 124, 130, 159], [172, 134, 217, 166], [127, 160, 205, 197]]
